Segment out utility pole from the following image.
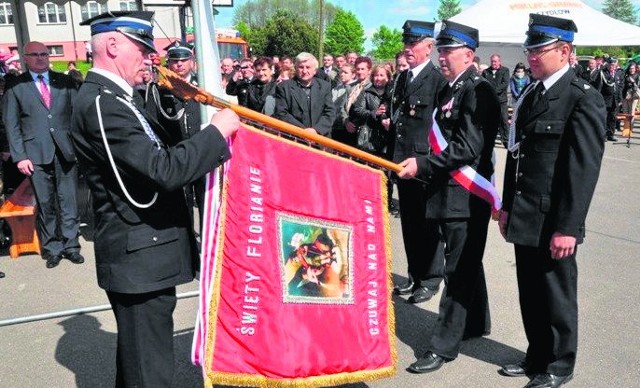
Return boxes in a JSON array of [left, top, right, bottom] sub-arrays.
[[318, 0, 324, 60]]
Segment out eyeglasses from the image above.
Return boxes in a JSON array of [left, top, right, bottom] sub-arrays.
[[240, 66, 251, 70], [523, 45, 559, 58], [24, 52, 49, 58]]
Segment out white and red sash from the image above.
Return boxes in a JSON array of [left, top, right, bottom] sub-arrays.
[[429, 108, 502, 214]]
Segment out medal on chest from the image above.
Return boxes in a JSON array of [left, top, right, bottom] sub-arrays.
[[440, 97, 455, 120]]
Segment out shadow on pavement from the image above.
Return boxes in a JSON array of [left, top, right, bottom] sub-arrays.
[[54, 315, 203, 388], [391, 273, 526, 368]]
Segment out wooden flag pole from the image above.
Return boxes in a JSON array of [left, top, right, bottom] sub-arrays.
[[154, 66, 403, 173]]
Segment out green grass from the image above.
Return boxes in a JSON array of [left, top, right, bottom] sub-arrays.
[[51, 60, 92, 76]]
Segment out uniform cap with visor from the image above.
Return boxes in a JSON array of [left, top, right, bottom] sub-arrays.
[[435, 20, 479, 51], [80, 11, 156, 53], [524, 13, 577, 49], [402, 20, 436, 44], [164, 41, 194, 61]]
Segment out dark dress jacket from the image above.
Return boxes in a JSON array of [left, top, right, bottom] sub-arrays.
[[482, 65, 510, 103], [146, 75, 201, 142], [71, 71, 230, 294], [390, 62, 447, 163], [3, 71, 77, 165], [245, 79, 277, 115], [503, 69, 606, 247], [274, 77, 334, 135], [415, 66, 500, 219]]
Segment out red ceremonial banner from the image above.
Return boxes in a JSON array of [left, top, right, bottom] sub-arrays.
[[199, 126, 396, 387]]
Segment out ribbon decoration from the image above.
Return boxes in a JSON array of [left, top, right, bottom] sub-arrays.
[[428, 109, 502, 214]]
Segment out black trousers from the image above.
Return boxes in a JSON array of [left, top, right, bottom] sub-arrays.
[[107, 288, 178, 388], [515, 244, 578, 376], [427, 207, 492, 360], [30, 154, 80, 257], [397, 179, 443, 291]]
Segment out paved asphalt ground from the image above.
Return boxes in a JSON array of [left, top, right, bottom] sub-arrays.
[[1, 134, 640, 388]]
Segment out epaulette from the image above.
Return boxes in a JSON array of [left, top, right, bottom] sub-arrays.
[[570, 76, 591, 94]]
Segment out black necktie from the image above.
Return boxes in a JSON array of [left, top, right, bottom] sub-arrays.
[[405, 70, 414, 92], [521, 82, 545, 119], [531, 82, 545, 107]]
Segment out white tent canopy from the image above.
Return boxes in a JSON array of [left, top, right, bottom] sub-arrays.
[[450, 0, 640, 47]]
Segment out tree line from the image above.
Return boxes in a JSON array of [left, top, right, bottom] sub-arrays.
[[230, 0, 640, 61]]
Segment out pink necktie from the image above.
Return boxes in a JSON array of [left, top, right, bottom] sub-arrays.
[[37, 74, 51, 109]]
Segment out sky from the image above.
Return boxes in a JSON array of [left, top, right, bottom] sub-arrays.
[[213, 0, 612, 50]]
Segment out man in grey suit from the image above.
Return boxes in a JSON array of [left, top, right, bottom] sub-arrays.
[[2, 41, 83, 269], [275, 52, 334, 135]]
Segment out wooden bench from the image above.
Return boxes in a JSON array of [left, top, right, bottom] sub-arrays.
[[0, 179, 40, 259]]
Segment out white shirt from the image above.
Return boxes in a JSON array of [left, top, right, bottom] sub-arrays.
[[408, 60, 430, 82], [89, 68, 134, 97]]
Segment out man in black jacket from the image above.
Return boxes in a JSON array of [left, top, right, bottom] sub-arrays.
[[146, 41, 207, 233], [389, 20, 447, 304], [499, 14, 605, 388], [482, 54, 510, 140], [245, 57, 277, 116], [399, 20, 499, 374], [72, 11, 239, 387], [275, 52, 334, 135]]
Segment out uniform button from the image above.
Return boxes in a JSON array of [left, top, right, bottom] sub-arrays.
[[398, 123, 402, 127], [546, 126, 551, 131], [50, 128, 54, 132], [520, 154, 525, 159], [152, 236, 158, 242], [518, 172, 523, 177], [48, 114, 52, 119], [516, 191, 521, 195], [397, 134, 402, 139], [400, 112, 404, 116]]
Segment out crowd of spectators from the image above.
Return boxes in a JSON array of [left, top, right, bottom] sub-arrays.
[[0, 40, 638, 279]]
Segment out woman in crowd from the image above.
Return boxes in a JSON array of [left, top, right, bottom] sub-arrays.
[[622, 61, 639, 127], [331, 64, 357, 145], [509, 62, 531, 103], [350, 65, 396, 212], [343, 57, 372, 145]]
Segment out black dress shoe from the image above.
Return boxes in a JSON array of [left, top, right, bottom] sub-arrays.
[[523, 373, 573, 388], [607, 134, 617, 142], [46, 255, 63, 269], [64, 252, 85, 264], [499, 359, 529, 377], [0, 271, 5, 278], [408, 287, 437, 304], [407, 351, 447, 374], [393, 280, 414, 295]]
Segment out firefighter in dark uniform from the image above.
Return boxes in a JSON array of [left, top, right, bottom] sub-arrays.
[[147, 41, 206, 231], [498, 14, 605, 388], [71, 11, 239, 387], [390, 20, 447, 304], [399, 20, 499, 374]]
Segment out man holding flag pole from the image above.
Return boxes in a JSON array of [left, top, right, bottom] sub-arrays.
[[71, 9, 239, 387], [398, 20, 500, 374]]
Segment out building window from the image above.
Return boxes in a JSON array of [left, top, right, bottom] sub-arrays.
[[81, 1, 108, 21], [0, 2, 13, 25], [119, 1, 138, 11], [48, 45, 64, 56], [38, 2, 67, 24]]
